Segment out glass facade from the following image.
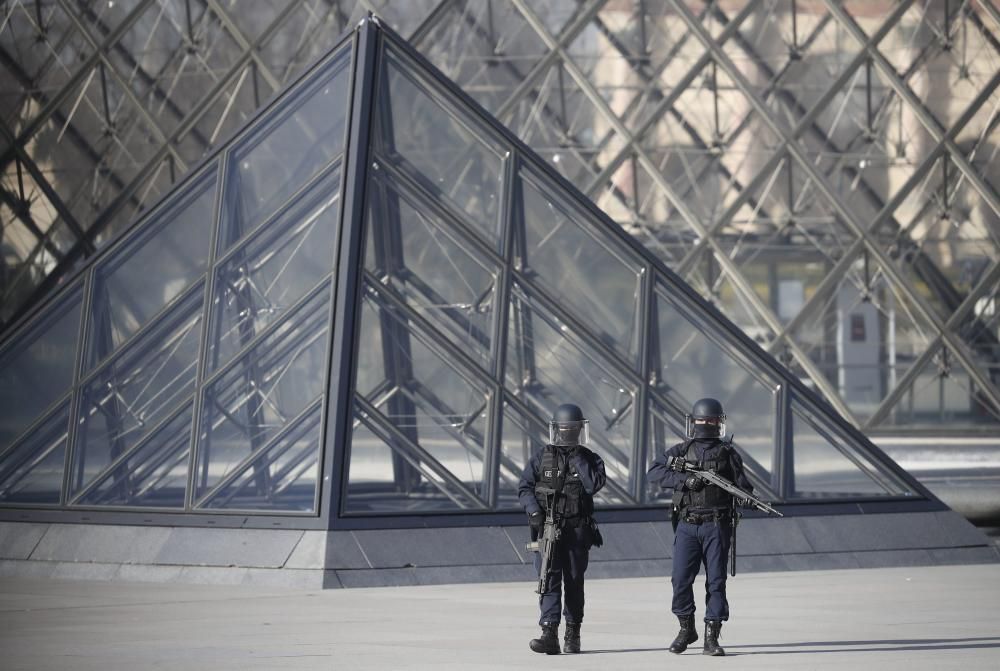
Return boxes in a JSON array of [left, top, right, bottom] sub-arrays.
[[5, 1, 997, 449], [0, 39, 353, 513], [0, 17, 930, 523]]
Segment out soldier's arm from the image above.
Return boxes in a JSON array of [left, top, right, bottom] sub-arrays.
[[518, 451, 543, 516], [647, 443, 686, 490], [572, 450, 606, 495]]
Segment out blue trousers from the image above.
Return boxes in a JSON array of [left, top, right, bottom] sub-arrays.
[[671, 519, 731, 622], [534, 525, 590, 625]]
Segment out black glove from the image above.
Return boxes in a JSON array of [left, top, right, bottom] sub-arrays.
[[528, 511, 544, 531], [667, 456, 687, 473], [684, 475, 705, 492]]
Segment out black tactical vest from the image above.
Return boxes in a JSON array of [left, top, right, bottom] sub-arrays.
[[680, 439, 733, 511], [534, 446, 594, 524]]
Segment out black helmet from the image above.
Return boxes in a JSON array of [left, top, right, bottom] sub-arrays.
[[685, 398, 726, 438], [549, 403, 589, 447]]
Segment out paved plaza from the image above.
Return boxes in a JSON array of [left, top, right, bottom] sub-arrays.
[[2, 564, 999, 670]]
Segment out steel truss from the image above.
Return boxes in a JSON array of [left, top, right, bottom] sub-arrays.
[[2, 0, 999, 438]]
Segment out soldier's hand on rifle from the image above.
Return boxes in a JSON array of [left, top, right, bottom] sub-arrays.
[[684, 475, 705, 492], [528, 511, 544, 531], [667, 456, 687, 473]]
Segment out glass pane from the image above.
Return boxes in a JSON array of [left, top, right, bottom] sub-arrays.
[[344, 403, 482, 514], [506, 284, 634, 505], [0, 283, 82, 451], [0, 402, 69, 505], [655, 285, 778, 483], [85, 167, 216, 370], [880, 345, 1000, 428], [520, 170, 643, 364], [219, 48, 351, 251], [72, 404, 192, 509], [194, 283, 332, 501], [378, 48, 506, 246], [791, 398, 910, 499], [345, 286, 491, 512], [208, 165, 341, 372], [497, 400, 542, 511], [365, 173, 499, 371], [198, 402, 322, 512], [71, 287, 202, 495]]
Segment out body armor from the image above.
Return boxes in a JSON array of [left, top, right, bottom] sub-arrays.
[[534, 446, 593, 524], [678, 439, 734, 512]]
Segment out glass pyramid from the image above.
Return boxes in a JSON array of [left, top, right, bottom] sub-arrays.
[[0, 18, 925, 525]]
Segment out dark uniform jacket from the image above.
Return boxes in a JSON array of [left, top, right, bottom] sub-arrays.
[[647, 432, 752, 516], [517, 445, 607, 524]]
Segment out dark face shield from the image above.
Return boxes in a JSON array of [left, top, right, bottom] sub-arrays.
[[685, 415, 726, 438], [549, 419, 590, 447]]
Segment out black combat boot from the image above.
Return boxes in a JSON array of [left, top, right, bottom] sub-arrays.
[[703, 620, 725, 656], [668, 614, 698, 653], [529, 622, 561, 654], [563, 622, 581, 653]]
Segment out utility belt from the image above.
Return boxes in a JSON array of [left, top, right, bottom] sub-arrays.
[[681, 509, 729, 525]]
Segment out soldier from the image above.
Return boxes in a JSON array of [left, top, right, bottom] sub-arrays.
[[647, 398, 753, 657], [518, 403, 606, 655]]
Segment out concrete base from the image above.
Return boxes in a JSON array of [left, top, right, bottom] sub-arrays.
[[0, 510, 995, 587], [3, 565, 1000, 670]]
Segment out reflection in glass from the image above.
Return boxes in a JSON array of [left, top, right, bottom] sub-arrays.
[[507, 284, 634, 503], [645, 406, 687, 504], [344, 402, 484, 514], [521, 171, 643, 364], [209, 165, 341, 372], [220, 48, 351, 252], [497, 400, 542, 510], [198, 401, 322, 512], [72, 288, 203, 495], [655, 287, 777, 481], [195, 283, 331, 500], [86, 168, 216, 370], [344, 285, 491, 512], [365, 173, 498, 370], [72, 403, 192, 508], [0, 283, 82, 451], [791, 399, 909, 498], [0, 401, 69, 505], [379, 48, 505, 246]]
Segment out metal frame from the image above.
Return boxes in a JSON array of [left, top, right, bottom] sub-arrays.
[[6, 1, 998, 437]]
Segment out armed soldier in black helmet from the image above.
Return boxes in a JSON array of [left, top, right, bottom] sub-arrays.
[[518, 403, 606, 655], [647, 398, 754, 657]]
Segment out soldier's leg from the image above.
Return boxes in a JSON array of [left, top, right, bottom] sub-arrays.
[[700, 520, 731, 622], [562, 531, 589, 623], [562, 530, 589, 654], [700, 519, 731, 656], [535, 542, 565, 625], [530, 545, 566, 654], [671, 521, 703, 617]]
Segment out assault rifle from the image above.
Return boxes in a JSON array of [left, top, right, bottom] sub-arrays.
[[524, 487, 560, 595], [668, 456, 783, 517], [668, 456, 783, 576]]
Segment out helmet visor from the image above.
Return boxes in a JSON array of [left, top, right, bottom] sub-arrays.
[[549, 419, 589, 447], [685, 414, 727, 438]]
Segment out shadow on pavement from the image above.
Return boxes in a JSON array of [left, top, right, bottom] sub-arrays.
[[579, 648, 671, 654], [729, 636, 1000, 655]]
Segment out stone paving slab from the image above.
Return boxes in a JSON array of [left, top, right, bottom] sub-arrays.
[[1, 565, 999, 670]]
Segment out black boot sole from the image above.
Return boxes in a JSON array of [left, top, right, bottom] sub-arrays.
[[703, 649, 726, 656], [529, 642, 561, 655], [669, 634, 698, 654]]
